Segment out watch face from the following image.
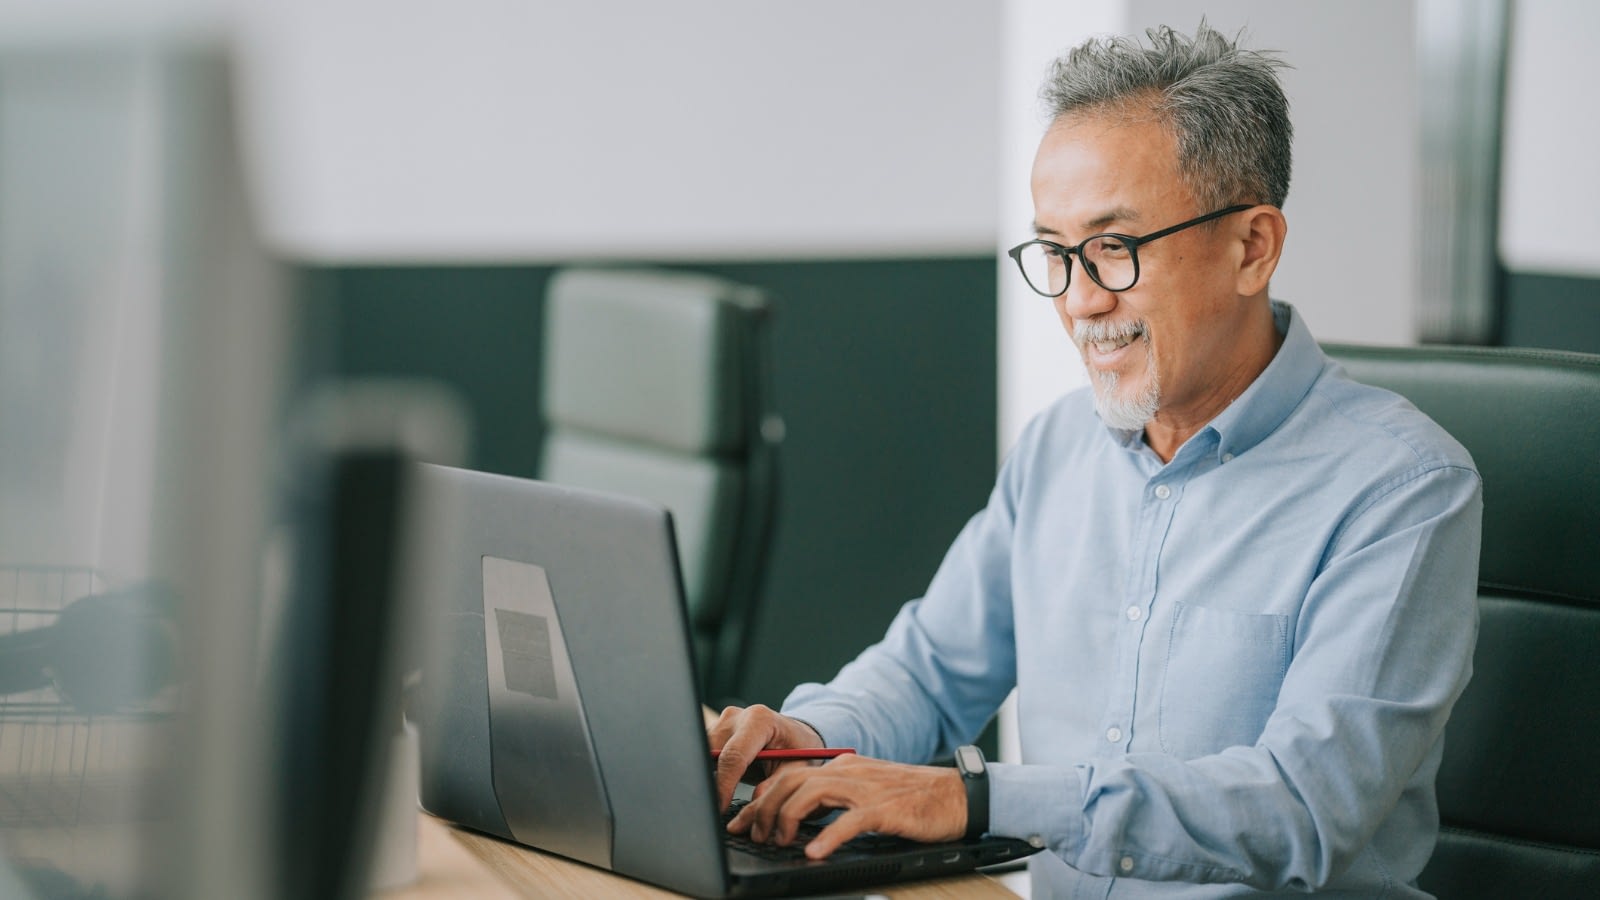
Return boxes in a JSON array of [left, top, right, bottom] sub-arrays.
[[956, 745, 984, 774]]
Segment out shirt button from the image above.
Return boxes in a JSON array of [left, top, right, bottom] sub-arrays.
[[1125, 606, 1142, 621], [1222, 452, 1234, 463], [1105, 726, 1122, 743], [1120, 855, 1135, 873], [1154, 484, 1171, 499], [1028, 835, 1046, 849]]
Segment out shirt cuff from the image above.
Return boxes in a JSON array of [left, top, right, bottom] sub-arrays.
[[777, 700, 864, 754], [987, 762, 1087, 856]]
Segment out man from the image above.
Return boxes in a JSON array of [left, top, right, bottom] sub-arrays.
[[712, 23, 1481, 897]]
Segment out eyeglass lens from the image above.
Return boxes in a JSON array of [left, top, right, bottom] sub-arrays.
[[1017, 235, 1138, 295]]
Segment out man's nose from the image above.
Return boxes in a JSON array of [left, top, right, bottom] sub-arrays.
[[1058, 268, 1118, 321]]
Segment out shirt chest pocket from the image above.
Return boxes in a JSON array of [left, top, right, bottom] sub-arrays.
[[1158, 602, 1291, 759]]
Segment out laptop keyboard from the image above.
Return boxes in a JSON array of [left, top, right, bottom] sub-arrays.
[[722, 801, 918, 861]]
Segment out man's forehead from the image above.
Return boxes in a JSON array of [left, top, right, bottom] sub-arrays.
[[1046, 102, 1169, 142], [1032, 204, 1142, 237], [1030, 114, 1184, 236]]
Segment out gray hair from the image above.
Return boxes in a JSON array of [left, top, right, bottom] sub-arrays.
[[1041, 22, 1293, 212]]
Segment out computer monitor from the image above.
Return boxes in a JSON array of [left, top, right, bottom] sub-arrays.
[[0, 27, 296, 900]]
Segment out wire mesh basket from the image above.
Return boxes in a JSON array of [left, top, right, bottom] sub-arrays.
[[0, 564, 173, 836]]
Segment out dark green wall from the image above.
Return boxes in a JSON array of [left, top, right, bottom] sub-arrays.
[[298, 265, 550, 479], [1502, 270, 1600, 354], [298, 257, 999, 709]]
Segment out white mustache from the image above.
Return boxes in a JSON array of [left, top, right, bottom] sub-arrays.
[[1073, 319, 1147, 352]]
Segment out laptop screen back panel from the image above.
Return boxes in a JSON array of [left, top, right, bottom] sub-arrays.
[[416, 471, 513, 842], [482, 555, 612, 867], [416, 465, 731, 898]]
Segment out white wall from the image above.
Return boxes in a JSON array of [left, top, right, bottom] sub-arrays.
[[234, 0, 1000, 263], [996, 1, 1119, 452], [75, 0, 1422, 444], [1499, 0, 1600, 278]]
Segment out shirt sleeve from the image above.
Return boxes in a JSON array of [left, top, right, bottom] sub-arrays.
[[779, 418, 1035, 764], [988, 462, 1482, 890]]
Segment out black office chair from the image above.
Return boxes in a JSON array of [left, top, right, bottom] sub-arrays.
[[538, 268, 781, 704], [1324, 343, 1600, 898]]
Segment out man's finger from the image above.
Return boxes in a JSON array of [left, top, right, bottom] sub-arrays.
[[714, 738, 763, 811], [707, 704, 747, 749], [805, 808, 872, 860], [740, 766, 812, 843], [769, 773, 854, 845]]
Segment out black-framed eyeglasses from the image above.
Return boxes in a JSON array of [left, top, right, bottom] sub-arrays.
[[1007, 204, 1253, 297]]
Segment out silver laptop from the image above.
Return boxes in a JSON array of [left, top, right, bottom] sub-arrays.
[[410, 463, 1037, 898]]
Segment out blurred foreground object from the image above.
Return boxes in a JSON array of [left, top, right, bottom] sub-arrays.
[[0, 23, 289, 900], [0, 18, 464, 900]]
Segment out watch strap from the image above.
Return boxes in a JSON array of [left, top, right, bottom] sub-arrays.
[[955, 744, 988, 840]]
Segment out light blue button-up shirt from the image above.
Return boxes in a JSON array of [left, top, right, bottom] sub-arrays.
[[783, 303, 1482, 897]]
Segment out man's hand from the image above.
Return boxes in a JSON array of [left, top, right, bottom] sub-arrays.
[[708, 704, 826, 812], [726, 754, 966, 860]]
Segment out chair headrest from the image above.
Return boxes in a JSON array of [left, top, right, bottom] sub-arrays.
[[1325, 344, 1600, 607], [542, 268, 768, 456]]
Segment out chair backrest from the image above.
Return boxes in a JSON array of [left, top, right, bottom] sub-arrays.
[[1323, 343, 1600, 899], [539, 268, 780, 703]]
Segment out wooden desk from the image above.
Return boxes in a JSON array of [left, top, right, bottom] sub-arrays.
[[381, 813, 1021, 899]]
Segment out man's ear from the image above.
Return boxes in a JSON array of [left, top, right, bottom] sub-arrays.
[[1235, 205, 1287, 297]]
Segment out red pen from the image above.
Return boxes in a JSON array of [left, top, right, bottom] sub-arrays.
[[709, 747, 856, 761]]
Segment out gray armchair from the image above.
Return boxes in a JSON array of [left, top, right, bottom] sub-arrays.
[[1324, 343, 1600, 898], [539, 268, 780, 704]]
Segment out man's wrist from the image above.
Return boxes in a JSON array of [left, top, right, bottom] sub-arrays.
[[787, 716, 827, 747]]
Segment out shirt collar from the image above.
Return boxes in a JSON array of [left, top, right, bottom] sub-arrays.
[[1100, 301, 1326, 462], [1203, 300, 1325, 462]]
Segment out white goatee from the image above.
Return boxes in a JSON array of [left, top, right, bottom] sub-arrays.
[[1074, 319, 1160, 431]]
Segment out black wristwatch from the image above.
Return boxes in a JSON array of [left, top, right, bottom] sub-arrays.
[[954, 744, 989, 840]]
